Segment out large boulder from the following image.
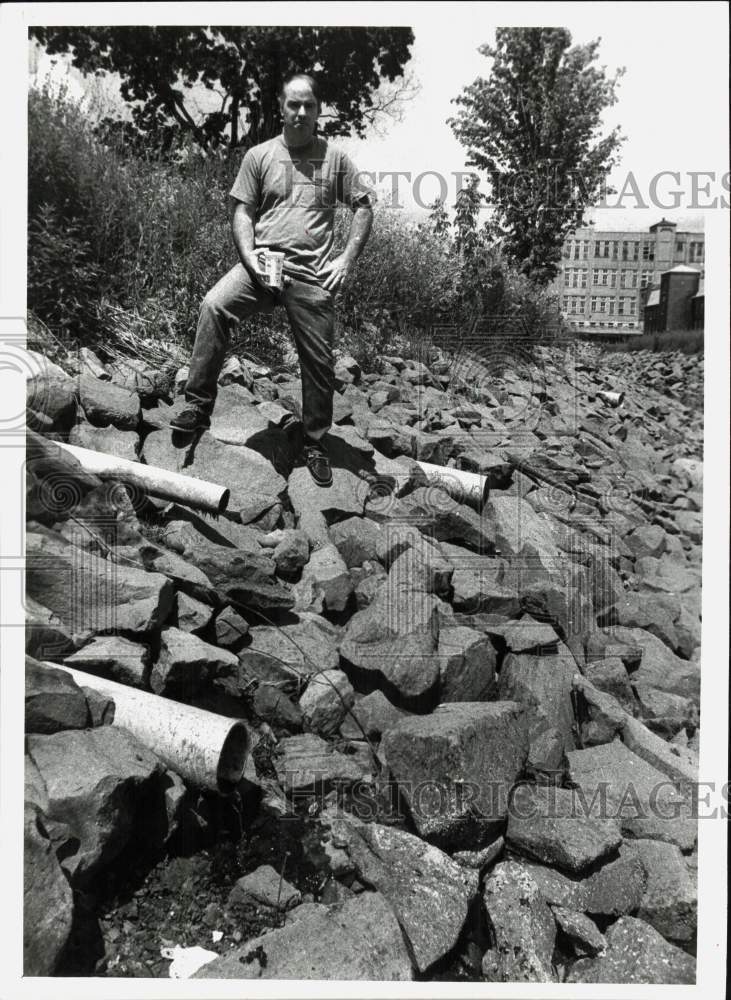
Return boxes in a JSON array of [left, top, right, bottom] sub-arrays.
[[25, 596, 76, 661], [142, 428, 286, 516], [25, 656, 89, 733], [329, 516, 381, 568], [25, 726, 170, 884], [631, 838, 697, 943], [237, 618, 340, 695], [68, 420, 139, 461], [381, 702, 529, 844], [299, 669, 355, 737], [506, 783, 623, 873], [322, 811, 478, 973], [63, 634, 151, 688], [437, 626, 496, 701], [151, 627, 238, 696], [566, 741, 696, 850], [482, 861, 556, 982], [26, 372, 77, 433], [179, 536, 294, 613], [273, 733, 368, 793], [26, 529, 174, 636], [24, 803, 74, 975], [77, 373, 141, 429], [520, 844, 648, 916], [603, 626, 700, 703], [487, 495, 560, 566], [567, 915, 695, 984], [298, 543, 353, 612], [194, 892, 413, 980]]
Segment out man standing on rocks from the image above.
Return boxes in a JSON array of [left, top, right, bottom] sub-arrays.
[[172, 73, 374, 487]]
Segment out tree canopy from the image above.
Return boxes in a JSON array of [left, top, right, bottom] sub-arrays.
[[30, 25, 415, 153], [449, 28, 624, 283]]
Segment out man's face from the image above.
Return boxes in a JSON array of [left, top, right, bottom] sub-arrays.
[[280, 80, 319, 142]]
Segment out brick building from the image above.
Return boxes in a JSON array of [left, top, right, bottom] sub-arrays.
[[555, 218, 704, 337]]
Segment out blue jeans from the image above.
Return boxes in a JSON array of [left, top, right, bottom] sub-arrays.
[[184, 263, 335, 439]]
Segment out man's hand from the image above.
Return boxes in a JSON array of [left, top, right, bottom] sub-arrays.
[[321, 253, 353, 293], [243, 248, 274, 291]]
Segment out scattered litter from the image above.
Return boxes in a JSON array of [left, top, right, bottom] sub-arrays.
[[211, 930, 223, 943], [160, 944, 218, 979]]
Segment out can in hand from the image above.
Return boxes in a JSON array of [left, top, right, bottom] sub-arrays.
[[259, 249, 285, 290]]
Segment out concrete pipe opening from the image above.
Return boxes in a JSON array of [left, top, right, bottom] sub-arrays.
[[217, 720, 250, 790]]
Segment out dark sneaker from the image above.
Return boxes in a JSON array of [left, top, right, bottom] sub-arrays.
[[302, 435, 332, 487], [170, 406, 210, 433]]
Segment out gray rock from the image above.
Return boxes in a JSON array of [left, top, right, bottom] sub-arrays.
[[492, 616, 560, 653], [634, 684, 697, 738], [322, 811, 478, 973], [175, 591, 215, 635], [194, 891, 413, 980], [550, 906, 606, 957], [437, 626, 496, 701], [339, 690, 410, 740], [452, 836, 504, 870], [68, 420, 139, 461], [213, 606, 249, 651], [498, 650, 577, 764], [25, 656, 89, 733], [151, 627, 238, 696], [178, 536, 294, 613], [584, 656, 636, 713], [625, 523, 668, 559], [24, 803, 74, 975], [26, 373, 78, 433], [25, 726, 167, 884], [64, 635, 151, 688], [208, 384, 269, 444], [25, 595, 76, 661], [396, 487, 496, 552], [604, 626, 700, 703], [26, 529, 174, 636], [487, 495, 560, 564], [339, 581, 443, 702], [506, 783, 622, 873], [381, 702, 528, 843], [299, 669, 355, 736], [142, 428, 286, 516], [565, 741, 696, 850], [78, 373, 140, 429], [631, 838, 697, 942], [299, 543, 353, 612], [80, 685, 115, 726], [239, 619, 339, 695], [229, 864, 302, 910], [388, 539, 453, 597], [566, 915, 695, 984], [521, 844, 647, 916], [271, 529, 310, 576], [482, 861, 556, 982], [253, 683, 303, 730], [329, 516, 381, 568], [273, 734, 367, 793]]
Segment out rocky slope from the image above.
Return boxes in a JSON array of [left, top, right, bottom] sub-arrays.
[[24, 339, 702, 982]]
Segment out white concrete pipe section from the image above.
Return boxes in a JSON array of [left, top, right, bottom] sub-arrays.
[[53, 664, 250, 792], [414, 460, 490, 511], [54, 441, 230, 514], [596, 390, 625, 407]]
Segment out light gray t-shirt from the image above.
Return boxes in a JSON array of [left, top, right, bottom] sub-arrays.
[[230, 134, 373, 285]]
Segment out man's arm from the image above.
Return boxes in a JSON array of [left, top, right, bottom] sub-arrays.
[[230, 199, 270, 289], [322, 200, 374, 293]]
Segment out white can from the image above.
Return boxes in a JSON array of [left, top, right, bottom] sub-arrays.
[[261, 250, 285, 289]]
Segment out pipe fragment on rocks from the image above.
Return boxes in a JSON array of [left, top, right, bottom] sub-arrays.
[[54, 664, 250, 792], [596, 389, 625, 407], [54, 441, 230, 514], [413, 460, 490, 511]]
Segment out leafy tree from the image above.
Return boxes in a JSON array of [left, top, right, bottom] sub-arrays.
[[449, 28, 624, 283], [30, 26, 415, 154]]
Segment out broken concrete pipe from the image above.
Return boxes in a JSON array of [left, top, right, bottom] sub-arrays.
[[414, 460, 490, 511], [54, 441, 230, 514], [596, 390, 625, 407], [53, 664, 250, 792]]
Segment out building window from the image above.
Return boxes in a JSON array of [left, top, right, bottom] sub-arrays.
[[642, 241, 655, 261], [617, 297, 637, 316], [566, 268, 587, 289], [640, 270, 654, 288], [620, 270, 638, 289], [689, 241, 704, 262], [676, 241, 685, 253], [590, 296, 615, 315], [592, 268, 616, 287]]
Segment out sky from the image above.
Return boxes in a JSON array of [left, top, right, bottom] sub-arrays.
[[29, 4, 729, 232]]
